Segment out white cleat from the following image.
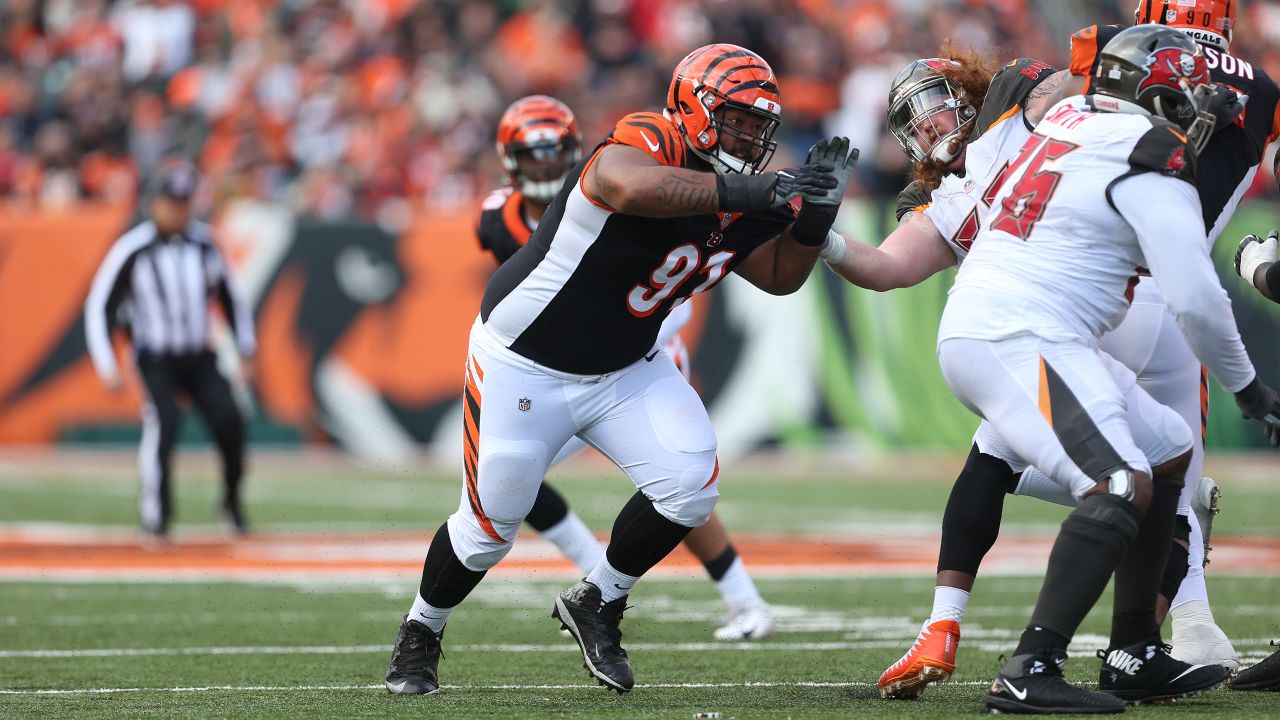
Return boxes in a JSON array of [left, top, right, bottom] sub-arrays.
[[713, 602, 775, 641], [1170, 601, 1241, 671], [1193, 477, 1221, 566]]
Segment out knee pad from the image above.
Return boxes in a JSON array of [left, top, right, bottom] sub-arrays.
[[1160, 514, 1192, 600], [475, 446, 546, 524], [651, 451, 719, 528], [446, 511, 516, 571], [1067, 492, 1142, 548]]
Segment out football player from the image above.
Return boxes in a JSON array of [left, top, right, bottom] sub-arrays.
[[938, 25, 1277, 713], [385, 44, 857, 695], [475, 94, 775, 641]]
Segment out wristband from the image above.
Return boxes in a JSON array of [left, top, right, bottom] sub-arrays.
[[819, 231, 848, 265], [790, 202, 836, 246]]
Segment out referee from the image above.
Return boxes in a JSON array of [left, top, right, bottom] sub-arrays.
[[84, 161, 256, 540]]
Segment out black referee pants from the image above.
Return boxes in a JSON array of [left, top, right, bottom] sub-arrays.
[[136, 351, 245, 534]]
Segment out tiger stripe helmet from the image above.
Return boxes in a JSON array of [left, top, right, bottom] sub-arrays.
[[666, 43, 782, 175], [1135, 0, 1236, 51], [496, 95, 583, 203]]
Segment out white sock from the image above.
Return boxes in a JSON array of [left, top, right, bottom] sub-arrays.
[[540, 511, 605, 574], [716, 556, 763, 608], [585, 558, 639, 604], [408, 593, 451, 634], [926, 585, 970, 626], [1170, 597, 1216, 625]]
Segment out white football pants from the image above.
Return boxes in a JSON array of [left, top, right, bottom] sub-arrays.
[[449, 319, 719, 571]]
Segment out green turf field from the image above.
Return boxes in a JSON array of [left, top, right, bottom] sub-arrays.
[[1, 453, 1277, 718]]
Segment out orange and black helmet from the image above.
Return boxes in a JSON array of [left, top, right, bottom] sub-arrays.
[[496, 95, 583, 203], [666, 43, 782, 175], [1135, 0, 1236, 51]]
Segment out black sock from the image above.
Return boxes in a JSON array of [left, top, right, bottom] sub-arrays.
[[1159, 514, 1192, 604], [524, 482, 570, 532], [419, 523, 487, 609], [1025, 493, 1141, 646], [938, 445, 1019, 575], [1015, 624, 1073, 656], [604, 492, 694, 577], [1111, 475, 1183, 648], [703, 545, 738, 582]]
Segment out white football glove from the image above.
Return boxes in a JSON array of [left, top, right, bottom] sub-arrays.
[[1235, 230, 1277, 288]]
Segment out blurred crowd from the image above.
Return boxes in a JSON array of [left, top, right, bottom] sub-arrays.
[[3, 0, 1279, 219]]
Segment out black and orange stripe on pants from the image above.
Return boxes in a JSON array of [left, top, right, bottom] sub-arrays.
[[462, 356, 504, 543]]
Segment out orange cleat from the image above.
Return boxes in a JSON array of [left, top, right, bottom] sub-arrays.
[[878, 619, 960, 699]]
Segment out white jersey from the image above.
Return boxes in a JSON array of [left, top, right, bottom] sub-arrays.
[[923, 107, 1037, 261], [940, 95, 1255, 392]]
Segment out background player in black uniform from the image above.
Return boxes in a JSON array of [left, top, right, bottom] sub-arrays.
[[474, 94, 776, 640], [385, 44, 857, 696]]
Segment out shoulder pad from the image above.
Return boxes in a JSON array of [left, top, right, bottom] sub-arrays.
[[1128, 118, 1197, 182], [607, 112, 687, 166], [895, 181, 933, 222], [972, 59, 1057, 140]]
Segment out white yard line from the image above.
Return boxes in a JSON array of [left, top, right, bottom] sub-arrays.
[[0, 679, 995, 695], [5, 638, 1277, 660]]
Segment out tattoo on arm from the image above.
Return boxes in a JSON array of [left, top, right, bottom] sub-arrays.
[[1025, 70, 1077, 125], [652, 173, 716, 212]]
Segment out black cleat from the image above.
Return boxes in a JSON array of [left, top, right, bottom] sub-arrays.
[[986, 651, 1125, 714], [1098, 640, 1228, 704], [1230, 640, 1280, 691], [552, 580, 634, 693], [385, 616, 443, 695]]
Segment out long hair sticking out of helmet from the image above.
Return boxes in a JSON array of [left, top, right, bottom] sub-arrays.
[[909, 42, 1000, 192]]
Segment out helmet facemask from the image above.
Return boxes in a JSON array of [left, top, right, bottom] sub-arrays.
[[503, 134, 581, 204], [689, 90, 780, 175], [888, 76, 977, 165]]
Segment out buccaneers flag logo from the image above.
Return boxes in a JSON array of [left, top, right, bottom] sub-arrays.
[[1136, 48, 1209, 100]]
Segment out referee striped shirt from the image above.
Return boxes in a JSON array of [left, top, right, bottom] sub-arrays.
[[84, 219, 256, 379]]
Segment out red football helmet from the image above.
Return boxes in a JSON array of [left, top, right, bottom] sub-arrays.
[[1135, 0, 1236, 51], [666, 43, 782, 175], [496, 95, 583, 203]]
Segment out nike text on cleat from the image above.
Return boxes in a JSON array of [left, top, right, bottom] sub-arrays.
[[552, 580, 634, 693], [713, 602, 775, 642], [1229, 640, 1280, 691], [1097, 639, 1229, 704], [985, 651, 1125, 714], [877, 619, 959, 699], [384, 615, 443, 695]]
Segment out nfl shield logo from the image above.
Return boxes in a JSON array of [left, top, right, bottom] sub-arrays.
[[518, 397, 532, 412]]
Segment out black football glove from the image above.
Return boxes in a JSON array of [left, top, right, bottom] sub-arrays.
[[790, 137, 860, 245], [1235, 377, 1280, 447], [1204, 82, 1247, 133], [717, 163, 837, 213]]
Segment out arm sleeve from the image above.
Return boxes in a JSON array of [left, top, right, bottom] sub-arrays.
[[210, 250, 257, 356], [1112, 173, 1255, 392], [83, 241, 136, 380]]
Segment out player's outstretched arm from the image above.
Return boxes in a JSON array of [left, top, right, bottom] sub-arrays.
[[584, 144, 837, 219], [823, 213, 956, 291], [1236, 231, 1280, 303], [734, 138, 859, 294]]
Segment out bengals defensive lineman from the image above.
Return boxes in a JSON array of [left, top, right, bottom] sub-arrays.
[[474, 95, 776, 642], [385, 44, 856, 695], [939, 25, 1276, 712]]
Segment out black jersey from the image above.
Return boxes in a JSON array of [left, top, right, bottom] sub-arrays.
[[1071, 24, 1280, 239], [895, 57, 1057, 222], [476, 187, 534, 265], [479, 111, 795, 375]]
